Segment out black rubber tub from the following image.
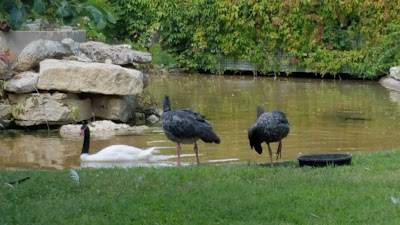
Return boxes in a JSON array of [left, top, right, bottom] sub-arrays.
[[297, 153, 352, 167]]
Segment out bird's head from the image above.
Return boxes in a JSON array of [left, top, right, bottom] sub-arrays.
[[80, 124, 88, 136], [248, 127, 263, 154], [250, 142, 263, 154]]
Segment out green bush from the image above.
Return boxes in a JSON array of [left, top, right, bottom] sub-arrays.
[[0, 0, 116, 41], [111, 0, 400, 78], [149, 44, 178, 68]]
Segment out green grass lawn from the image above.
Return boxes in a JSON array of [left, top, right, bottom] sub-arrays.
[[2, 150, 400, 225]]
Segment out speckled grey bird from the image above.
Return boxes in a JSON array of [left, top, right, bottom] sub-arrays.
[[161, 95, 221, 166], [248, 106, 290, 166]]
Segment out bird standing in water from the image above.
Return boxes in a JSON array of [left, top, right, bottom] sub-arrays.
[[161, 95, 221, 166], [248, 106, 290, 166]]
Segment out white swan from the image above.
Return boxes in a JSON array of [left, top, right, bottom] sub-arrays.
[[79, 124, 159, 162]]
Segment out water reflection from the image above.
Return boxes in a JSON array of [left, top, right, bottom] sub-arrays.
[[1, 74, 400, 169]]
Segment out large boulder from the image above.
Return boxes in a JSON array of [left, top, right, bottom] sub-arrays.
[[0, 103, 12, 119], [61, 38, 92, 62], [38, 59, 145, 95], [390, 67, 400, 80], [0, 103, 12, 128], [14, 39, 67, 72], [379, 77, 400, 92], [5, 71, 39, 93], [91, 95, 135, 122], [9, 92, 92, 126], [79, 41, 152, 65], [59, 120, 152, 138]]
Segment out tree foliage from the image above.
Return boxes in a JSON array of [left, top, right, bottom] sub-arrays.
[[2, 1, 398, 78], [0, 0, 116, 39], [110, 0, 400, 78]]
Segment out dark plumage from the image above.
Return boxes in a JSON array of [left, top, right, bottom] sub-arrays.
[[248, 106, 290, 166], [161, 95, 220, 166]]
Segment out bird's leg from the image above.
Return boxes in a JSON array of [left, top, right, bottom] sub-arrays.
[[194, 142, 200, 165], [267, 143, 274, 167], [176, 143, 182, 167], [276, 140, 282, 160]]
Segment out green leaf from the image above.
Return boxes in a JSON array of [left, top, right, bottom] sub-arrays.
[[105, 11, 116, 24], [10, 5, 26, 29], [57, 1, 71, 17], [32, 0, 45, 14], [86, 5, 106, 30], [95, 18, 106, 30]]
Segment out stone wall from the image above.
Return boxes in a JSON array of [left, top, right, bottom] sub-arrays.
[[0, 30, 86, 52], [0, 35, 153, 128]]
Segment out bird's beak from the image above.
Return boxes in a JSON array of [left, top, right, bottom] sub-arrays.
[[79, 130, 84, 136]]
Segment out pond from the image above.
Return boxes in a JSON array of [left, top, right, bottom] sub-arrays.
[[1, 74, 400, 169]]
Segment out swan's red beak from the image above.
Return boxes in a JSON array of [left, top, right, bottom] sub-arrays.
[[79, 129, 84, 136]]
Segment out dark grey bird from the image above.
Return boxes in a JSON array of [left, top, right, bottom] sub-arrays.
[[248, 106, 290, 166], [161, 95, 221, 166]]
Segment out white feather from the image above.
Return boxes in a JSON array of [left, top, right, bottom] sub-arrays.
[[70, 169, 80, 183], [80, 146, 159, 162], [4, 183, 14, 189], [391, 196, 399, 204]]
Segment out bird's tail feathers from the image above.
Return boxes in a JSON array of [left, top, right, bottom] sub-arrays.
[[200, 131, 221, 144]]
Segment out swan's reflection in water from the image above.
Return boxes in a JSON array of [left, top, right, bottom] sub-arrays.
[[80, 154, 239, 168]]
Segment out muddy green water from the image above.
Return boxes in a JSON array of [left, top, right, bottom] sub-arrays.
[[1, 74, 400, 169]]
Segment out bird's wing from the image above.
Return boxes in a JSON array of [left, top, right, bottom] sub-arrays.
[[167, 110, 208, 136], [180, 109, 208, 123], [180, 109, 220, 143], [165, 109, 218, 141]]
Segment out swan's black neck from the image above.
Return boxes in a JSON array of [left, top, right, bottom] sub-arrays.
[[81, 125, 90, 155]]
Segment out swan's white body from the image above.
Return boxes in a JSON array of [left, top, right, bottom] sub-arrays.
[[79, 124, 159, 162], [80, 146, 159, 162]]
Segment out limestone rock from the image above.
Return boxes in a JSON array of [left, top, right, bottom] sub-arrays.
[[379, 77, 400, 92], [79, 41, 152, 64], [0, 103, 12, 120], [5, 71, 39, 93], [146, 114, 159, 123], [390, 67, 400, 80], [14, 39, 67, 72], [0, 103, 12, 128], [61, 38, 81, 55], [9, 92, 92, 125], [38, 59, 145, 95], [61, 38, 92, 62], [59, 120, 152, 138], [14, 120, 50, 126], [91, 95, 135, 122], [134, 112, 145, 125]]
